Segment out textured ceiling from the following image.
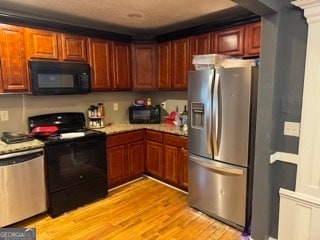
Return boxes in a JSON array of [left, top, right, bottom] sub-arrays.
[[0, 0, 252, 36]]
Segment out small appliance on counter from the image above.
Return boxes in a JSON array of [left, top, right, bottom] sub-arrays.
[[129, 104, 161, 124], [1, 132, 33, 144]]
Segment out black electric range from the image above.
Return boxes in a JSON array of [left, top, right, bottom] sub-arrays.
[[28, 112, 108, 217]]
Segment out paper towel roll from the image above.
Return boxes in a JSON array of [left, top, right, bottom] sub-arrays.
[[60, 132, 85, 139]]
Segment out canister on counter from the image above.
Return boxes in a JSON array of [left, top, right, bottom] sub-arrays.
[[146, 98, 152, 106]]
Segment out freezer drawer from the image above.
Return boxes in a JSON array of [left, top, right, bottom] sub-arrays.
[[188, 154, 247, 228]]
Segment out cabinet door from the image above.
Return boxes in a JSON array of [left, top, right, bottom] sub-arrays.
[[128, 140, 145, 177], [0, 24, 28, 92], [214, 26, 245, 56], [132, 44, 156, 90], [190, 33, 211, 55], [145, 140, 163, 177], [61, 34, 87, 62], [244, 22, 261, 57], [157, 42, 171, 89], [89, 38, 113, 90], [178, 147, 189, 189], [107, 145, 127, 188], [163, 144, 179, 184], [25, 28, 59, 60], [171, 37, 189, 89], [189, 33, 211, 71], [112, 41, 131, 90]]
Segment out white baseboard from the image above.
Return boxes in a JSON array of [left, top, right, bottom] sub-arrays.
[[250, 236, 277, 240]]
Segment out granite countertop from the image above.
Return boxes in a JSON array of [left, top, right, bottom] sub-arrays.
[[96, 123, 188, 136], [0, 139, 44, 155], [0, 123, 187, 155]]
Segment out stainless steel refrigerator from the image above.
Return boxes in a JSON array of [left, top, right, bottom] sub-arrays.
[[188, 66, 258, 230]]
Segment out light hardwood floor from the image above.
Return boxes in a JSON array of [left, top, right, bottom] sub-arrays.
[[12, 177, 242, 239]]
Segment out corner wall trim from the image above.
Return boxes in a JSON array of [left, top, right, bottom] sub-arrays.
[[269, 152, 299, 165]]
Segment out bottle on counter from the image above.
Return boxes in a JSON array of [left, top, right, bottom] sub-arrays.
[[98, 103, 104, 117], [174, 106, 181, 126], [181, 105, 188, 126]]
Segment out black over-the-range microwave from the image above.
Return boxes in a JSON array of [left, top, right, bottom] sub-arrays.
[[29, 61, 91, 95], [129, 105, 161, 124]]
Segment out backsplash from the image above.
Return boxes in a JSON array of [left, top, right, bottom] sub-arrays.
[[0, 91, 187, 134]]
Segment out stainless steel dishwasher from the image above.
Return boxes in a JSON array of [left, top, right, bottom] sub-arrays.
[[0, 148, 47, 227]]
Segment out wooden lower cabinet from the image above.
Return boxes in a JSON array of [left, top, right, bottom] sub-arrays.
[[128, 141, 145, 177], [145, 140, 163, 178], [106, 130, 144, 188], [178, 148, 189, 189], [107, 129, 188, 190], [163, 133, 188, 190], [163, 144, 179, 184], [145, 130, 188, 190], [107, 145, 126, 187]]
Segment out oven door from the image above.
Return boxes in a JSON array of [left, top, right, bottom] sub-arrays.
[[45, 135, 106, 192]]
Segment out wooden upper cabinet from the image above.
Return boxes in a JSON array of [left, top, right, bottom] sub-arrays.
[[189, 33, 211, 71], [214, 26, 245, 56], [190, 33, 211, 55], [0, 24, 28, 92], [60, 34, 87, 62], [157, 42, 172, 89], [244, 22, 261, 57], [131, 44, 156, 90], [0, 70, 3, 93], [112, 41, 131, 90], [26, 28, 88, 62], [89, 38, 113, 90], [25, 28, 59, 60], [171, 37, 189, 90]]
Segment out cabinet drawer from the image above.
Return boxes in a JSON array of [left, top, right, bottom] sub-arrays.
[[146, 130, 163, 143], [107, 130, 144, 147], [163, 133, 188, 149]]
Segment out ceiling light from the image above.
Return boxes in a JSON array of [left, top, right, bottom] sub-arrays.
[[127, 13, 143, 18]]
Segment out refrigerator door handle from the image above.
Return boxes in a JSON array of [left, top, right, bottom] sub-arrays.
[[206, 73, 213, 156], [213, 73, 220, 156], [190, 156, 244, 176]]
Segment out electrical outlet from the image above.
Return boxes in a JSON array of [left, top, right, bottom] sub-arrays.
[[113, 103, 118, 111], [161, 102, 166, 110], [0, 111, 9, 121], [284, 121, 300, 137]]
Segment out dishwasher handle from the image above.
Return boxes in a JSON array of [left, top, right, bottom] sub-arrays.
[[0, 148, 43, 166]]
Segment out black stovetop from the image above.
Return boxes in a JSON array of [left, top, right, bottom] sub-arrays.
[[28, 112, 105, 144]]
